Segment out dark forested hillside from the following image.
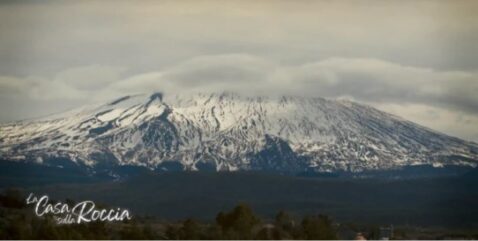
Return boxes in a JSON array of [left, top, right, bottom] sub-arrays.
[[5, 168, 474, 228]]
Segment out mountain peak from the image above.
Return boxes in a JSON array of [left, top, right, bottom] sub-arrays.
[[149, 92, 163, 101]]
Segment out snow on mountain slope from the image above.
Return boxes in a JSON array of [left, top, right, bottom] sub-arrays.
[[1, 92, 477, 173]]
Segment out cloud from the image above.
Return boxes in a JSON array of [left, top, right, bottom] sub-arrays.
[[0, 54, 477, 141], [3, 54, 476, 114], [55, 65, 126, 91], [1, 1, 478, 77], [0, 65, 126, 101], [284, 58, 478, 114], [106, 54, 277, 97], [106, 55, 478, 115]]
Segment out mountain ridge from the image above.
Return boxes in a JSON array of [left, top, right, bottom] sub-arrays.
[[1, 92, 477, 174]]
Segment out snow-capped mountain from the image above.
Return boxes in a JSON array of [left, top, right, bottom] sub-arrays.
[[1, 92, 477, 173]]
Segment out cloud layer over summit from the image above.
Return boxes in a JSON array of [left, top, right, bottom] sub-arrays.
[[0, 1, 477, 141]]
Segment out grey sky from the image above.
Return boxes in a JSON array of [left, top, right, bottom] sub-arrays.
[[0, 0, 477, 142]]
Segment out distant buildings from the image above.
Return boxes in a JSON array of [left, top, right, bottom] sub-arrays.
[[379, 225, 394, 240], [355, 232, 367, 240]]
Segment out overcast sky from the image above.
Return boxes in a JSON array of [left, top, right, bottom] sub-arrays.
[[0, 0, 477, 142]]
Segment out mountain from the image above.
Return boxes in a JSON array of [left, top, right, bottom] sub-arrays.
[[1, 92, 477, 174]]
